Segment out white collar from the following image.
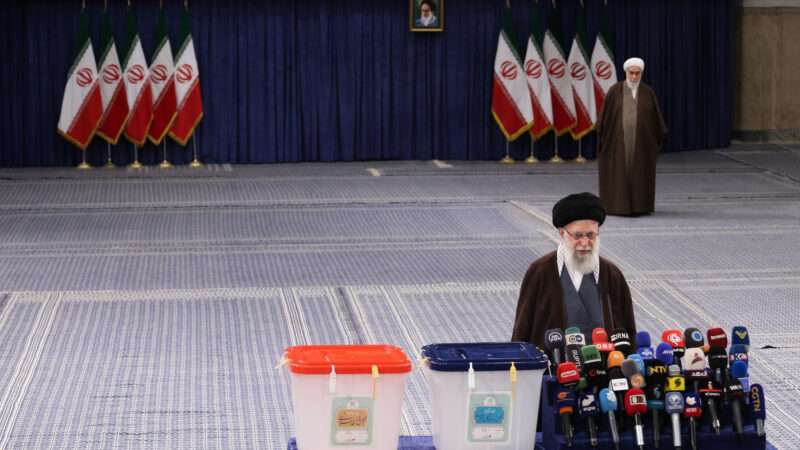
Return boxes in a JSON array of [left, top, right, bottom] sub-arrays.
[[557, 242, 600, 284]]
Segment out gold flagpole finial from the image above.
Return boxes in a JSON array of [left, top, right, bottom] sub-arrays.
[[185, 0, 189, 10], [82, 0, 86, 11], [552, 0, 556, 9]]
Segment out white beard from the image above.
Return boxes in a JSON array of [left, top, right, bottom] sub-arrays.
[[561, 235, 600, 275], [420, 15, 435, 26], [626, 80, 640, 99]]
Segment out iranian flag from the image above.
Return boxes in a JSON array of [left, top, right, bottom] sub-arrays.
[[169, 9, 203, 146], [566, 2, 596, 139], [122, 8, 152, 147], [491, 3, 533, 141], [57, 10, 103, 150], [542, 4, 576, 136], [523, 5, 552, 140], [96, 14, 129, 145], [147, 11, 177, 145], [590, 4, 617, 117]]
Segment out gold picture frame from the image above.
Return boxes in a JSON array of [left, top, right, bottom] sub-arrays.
[[410, 0, 444, 32]]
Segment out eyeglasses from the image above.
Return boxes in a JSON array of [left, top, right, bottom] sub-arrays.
[[562, 228, 599, 241]]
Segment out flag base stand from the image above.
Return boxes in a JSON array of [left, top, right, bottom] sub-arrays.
[[159, 160, 174, 169], [500, 142, 514, 164], [76, 150, 91, 170], [549, 155, 564, 164], [574, 155, 587, 164], [189, 158, 203, 168], [129, 160, 143, 169], [525, 155, 539, 164], [104, 161, 116, 169]]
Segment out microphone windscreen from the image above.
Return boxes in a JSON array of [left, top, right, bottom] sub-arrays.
[[665, 391, 684, 414], [607, 351, 624, 369], [750, 384, 766, 419], [638, 346, 654, 360], [564, 326, 582, 336], [624, 388, 648, 416], [599, 388, 617, 412], [684, 327, 705, 348], [729, 344, 749, 366], [683, 392, 702, 417], [565, 330, 586, 347], [557, 362, 580, 385], [610, 328, 632, 355], [662, 329, 684, 348], [655, 342, 674, 366], [646, 360, 668, 385], [635, 331, 651, 348], [580, 345, 602, 366], [621, 359, 639, 378], [681, 347, 706, 371], [628, 353, 646, 374], [592, 327, 609, 344], [544, 328, 564, 350], [731, 360, 748, 378], [708, 347, 728, 370], [707, 327, 728, 348], [578, 392, 599, 416], [731, 326, 750, 347], [556, 386, 575, 409]]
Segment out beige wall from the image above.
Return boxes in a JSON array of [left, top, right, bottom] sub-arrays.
[[735, 6, 800, 135]]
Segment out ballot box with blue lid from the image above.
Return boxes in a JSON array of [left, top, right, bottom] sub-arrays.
[[421, 342, 547, 450]]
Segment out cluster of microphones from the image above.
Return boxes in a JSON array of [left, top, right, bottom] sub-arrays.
[[544, 325, 766, 449]]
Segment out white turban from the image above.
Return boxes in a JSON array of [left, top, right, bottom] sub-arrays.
[[623, 57, 645, 71]]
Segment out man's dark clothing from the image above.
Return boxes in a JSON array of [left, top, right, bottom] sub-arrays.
[[512, 251, 637, 349]]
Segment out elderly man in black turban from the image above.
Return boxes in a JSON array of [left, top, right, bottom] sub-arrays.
[[512, 193, 637, 349]]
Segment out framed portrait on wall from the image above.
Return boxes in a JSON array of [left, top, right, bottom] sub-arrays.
[[410, 0, 444, 32]]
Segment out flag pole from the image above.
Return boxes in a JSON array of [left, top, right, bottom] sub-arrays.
[[159, 140, 173, 168], [129, 143, 143, 169], [575, 137, 586, 163], [500, 140, 515, 164], [550, 132, 563, 163], [75, 0, 91, 170], [77, 150, 91, 169], [190, 131, 203, 168], [105, 142, 116, 168], [525, 136, 539, 163]]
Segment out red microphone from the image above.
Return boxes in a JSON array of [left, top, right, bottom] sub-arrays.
[[662, 329, 686, 366], [707, 327, 728, 349], [624, 388, 648, 450], [557, 361, 580, 387], [592, 327, 609, 343]]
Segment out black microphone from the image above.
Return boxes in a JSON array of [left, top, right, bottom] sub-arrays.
[[683, 327, 704, 349], [707, 346, 728, 386], [645, 360, 667, 448], [565, 327, 586, 372], [698, 379, 722, 435], [610, 328, 633, 356], [545, 328, 565, 368], [725, 377, 746, 436], [578, 391, 600, 447]]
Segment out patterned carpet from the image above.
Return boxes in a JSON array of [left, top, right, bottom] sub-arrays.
[[0, 143, 798, 449]]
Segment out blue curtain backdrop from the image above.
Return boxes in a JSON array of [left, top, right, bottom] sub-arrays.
[[0, 0, 735, 167]]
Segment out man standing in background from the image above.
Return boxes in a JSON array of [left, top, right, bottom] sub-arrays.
[[596, 57, 667, 216]]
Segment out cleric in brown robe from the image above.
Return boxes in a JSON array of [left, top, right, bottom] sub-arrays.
[[596, 57, 668, 216], [511, 193, 636, 349]]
